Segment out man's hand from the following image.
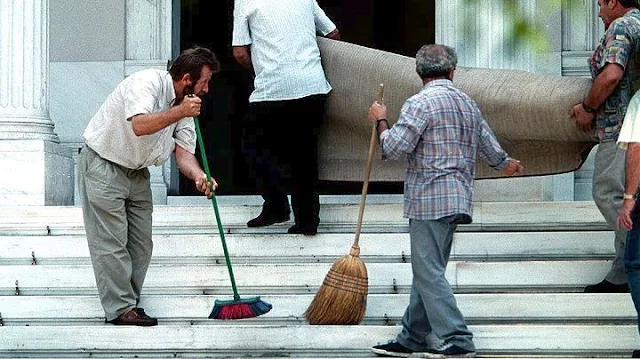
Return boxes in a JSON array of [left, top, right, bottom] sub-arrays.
[[180, 95, 202, 118], [501, 158, 523, 176], [326, 29, 340, 40], [194, 174, 218, 200], [368, 101, 387, 123], [568, 103, 595, 132], [617, 198, 636, 230]]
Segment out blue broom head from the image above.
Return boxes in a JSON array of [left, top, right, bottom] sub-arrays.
[[209, 296, 272, 320]]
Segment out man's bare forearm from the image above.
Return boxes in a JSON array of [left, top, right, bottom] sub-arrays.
[[626, 142, 640, 196], [131, 106, 185, 136], [583, 64, 624, 109], [175, 145, 205, 181], [233, 46, 253, 74]]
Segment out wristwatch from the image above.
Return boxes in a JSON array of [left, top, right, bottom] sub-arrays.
[[582, 102, 596, 113], [624, 193, 636, 200]]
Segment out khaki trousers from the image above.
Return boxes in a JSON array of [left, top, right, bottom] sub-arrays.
[[78, 145, 153, 321]]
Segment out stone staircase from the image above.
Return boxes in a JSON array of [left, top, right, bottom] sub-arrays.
[[0, 195, 638, 358]]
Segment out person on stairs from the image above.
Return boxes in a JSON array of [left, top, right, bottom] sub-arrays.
[[232, 0, 340, 235], [367, 44, 523, 358], [78, 47, 219, 326], [569, 0, 640, 294], [616, 90, 640, 358]]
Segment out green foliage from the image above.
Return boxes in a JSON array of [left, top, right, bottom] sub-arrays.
[[462, 0, 584, 53]]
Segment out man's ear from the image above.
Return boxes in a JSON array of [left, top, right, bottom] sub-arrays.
[[608, 0, 616, 9], [181, 73, 192, 85]]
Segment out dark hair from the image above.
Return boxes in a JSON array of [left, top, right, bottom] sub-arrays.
[[169, 47, 220, 82], [415, 44, 457, 79]]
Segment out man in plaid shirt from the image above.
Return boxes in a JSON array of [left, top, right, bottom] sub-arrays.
[[368, 44, 522, 358]]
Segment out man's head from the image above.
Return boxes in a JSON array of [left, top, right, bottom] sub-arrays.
[[170, 47, 220, 98], [598, 0, 639, 28], [415, 44, 457, 82]]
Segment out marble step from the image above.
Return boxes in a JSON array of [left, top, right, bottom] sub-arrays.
[[0, 293, 635, 325], [0, 260, 615, 296], [0, 324, 637, 358], [2, 231, 616, 265], [0, 201, 609, 235]]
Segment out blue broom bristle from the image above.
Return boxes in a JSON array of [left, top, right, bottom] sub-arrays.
[[209, 296, 272, 320]]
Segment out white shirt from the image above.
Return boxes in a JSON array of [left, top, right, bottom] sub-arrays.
[[618, 90, 640, 147], [83, 69, 196, 169], [232, 0, 335, 102]]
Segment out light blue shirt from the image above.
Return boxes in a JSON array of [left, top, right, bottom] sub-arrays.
[[232, 0, 335, 102]]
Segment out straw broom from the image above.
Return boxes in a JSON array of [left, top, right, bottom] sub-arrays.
[[304, 84, 384, 325]]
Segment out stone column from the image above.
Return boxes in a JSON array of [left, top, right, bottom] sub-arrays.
[[125, 0, 174, 204], [436, 0, 573, 201], [0, 0, 73, 205]]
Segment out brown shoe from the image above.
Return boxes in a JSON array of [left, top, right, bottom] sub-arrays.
[[107, 308, 158, 326]]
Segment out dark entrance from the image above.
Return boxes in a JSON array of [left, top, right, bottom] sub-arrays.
[[179, 0, 435, 195]]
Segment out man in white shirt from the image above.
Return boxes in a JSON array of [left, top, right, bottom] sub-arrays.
[[232, 0, 340, 235], [616, 91, 640, 358], [78, 47, 219, 326]]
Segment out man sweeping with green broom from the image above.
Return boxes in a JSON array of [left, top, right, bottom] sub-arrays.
[[367, 44, 523, 358]]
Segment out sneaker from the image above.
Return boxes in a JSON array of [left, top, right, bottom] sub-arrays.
[[425, 342, 475, 358], [372, 341, 419, 358], [584, 279, 629, 293]]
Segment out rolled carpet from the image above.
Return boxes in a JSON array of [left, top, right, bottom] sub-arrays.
[[316, 37, 596, 181]]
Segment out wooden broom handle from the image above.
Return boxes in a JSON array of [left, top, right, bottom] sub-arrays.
[[353, 84, 384, 247]]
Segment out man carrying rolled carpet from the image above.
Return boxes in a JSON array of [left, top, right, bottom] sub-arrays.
[[367, 44, 523, 358], [569, 0, 640, 294], [232, 0, 340, 235], [78, 47, 219, 326]]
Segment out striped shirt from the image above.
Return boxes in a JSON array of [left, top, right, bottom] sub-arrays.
[[232, 0, 335, 102], [380, 79, 510, 220]]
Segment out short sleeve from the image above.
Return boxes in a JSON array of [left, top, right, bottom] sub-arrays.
[[124, 72, 161, 121], [232, 1, 252, 46], [618, 91, 640, 144], [600, 21, 632, 70], [312, 0, 336, 36], [174, 118, 197, 154]]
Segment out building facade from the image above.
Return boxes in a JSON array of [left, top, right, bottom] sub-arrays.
[[0, 0, 602, 206]]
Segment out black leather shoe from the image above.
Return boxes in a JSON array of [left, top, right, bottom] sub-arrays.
[[287, 224, 317, 235], [633, 349, 640, 358], [107, 308, 158, 326], [584, 279, 629, 293], [247, 211, 290, 227]]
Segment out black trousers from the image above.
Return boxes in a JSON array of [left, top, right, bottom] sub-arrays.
[[243, 94, 326, 227]]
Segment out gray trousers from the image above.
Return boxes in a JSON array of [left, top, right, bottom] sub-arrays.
[[592, 141, 628, 285], [78, 145, 154, 321], [396, 217, 475, 352]]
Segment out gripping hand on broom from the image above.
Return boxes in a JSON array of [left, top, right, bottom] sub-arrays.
[[194, 116, 273, 320]]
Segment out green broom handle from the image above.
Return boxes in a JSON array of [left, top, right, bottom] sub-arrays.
[[194, 117, 241, 301]]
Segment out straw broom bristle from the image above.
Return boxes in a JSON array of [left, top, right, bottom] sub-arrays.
[[304, 245, 368, 325]]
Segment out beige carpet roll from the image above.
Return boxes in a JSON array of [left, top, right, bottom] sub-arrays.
[[316, 37, 596, 181]]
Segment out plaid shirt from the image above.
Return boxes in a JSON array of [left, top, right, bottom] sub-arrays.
[[589, 8, 640, 142], [380, 79, 509, 220]]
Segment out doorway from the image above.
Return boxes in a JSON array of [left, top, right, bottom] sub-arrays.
[[179, 0, 435, 195]]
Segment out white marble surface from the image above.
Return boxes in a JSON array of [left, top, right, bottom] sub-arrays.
[[49, 61, 125, 144], [0, 140, 73, 206]]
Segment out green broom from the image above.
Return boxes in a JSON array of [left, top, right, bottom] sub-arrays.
[[194, 117, 272, 320]]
